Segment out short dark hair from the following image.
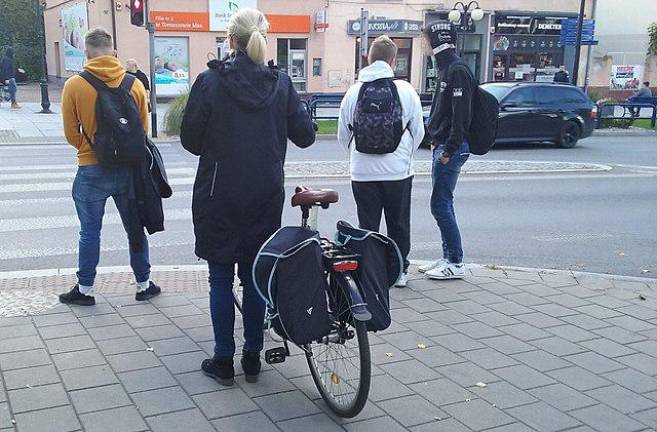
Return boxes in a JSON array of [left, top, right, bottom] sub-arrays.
[[644, 81, 650, 87]]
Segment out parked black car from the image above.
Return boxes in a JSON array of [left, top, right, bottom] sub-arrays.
[[423, 82, 596, 149]]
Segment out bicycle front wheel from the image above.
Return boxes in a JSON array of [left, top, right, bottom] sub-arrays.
[[305, 272, 371, 418]]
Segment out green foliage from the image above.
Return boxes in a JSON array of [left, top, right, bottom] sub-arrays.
[[649, 22, 657, 55], [163, 90, 190, 137], [316, 120, 338, 135], [598, 118, 634, 129], [0, 0, 43, 80]]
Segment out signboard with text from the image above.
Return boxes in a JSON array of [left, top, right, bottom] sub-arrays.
[[209, 0, 257, 32], [150, 11, 209, 32], [610, 65, 644, 90], [154, 37, 190, 96], [494, 14, 570, 36], [347, 19, 423, 36]]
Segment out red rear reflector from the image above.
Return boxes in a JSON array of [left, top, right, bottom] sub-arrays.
[[333, 260, 358, 271]]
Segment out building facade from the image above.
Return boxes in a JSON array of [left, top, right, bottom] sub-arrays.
[[44, 0, 594, 96]]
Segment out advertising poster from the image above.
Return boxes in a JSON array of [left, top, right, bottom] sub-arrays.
[[61, 2, 89, 72], [610, 65, 644, 90], [209, 0, 257, 32], [154, 37, 190, 96]]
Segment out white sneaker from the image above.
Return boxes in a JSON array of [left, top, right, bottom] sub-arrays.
[[395, 272, 409, 288], [418, 259, 447, 274], [425, 262, 465, 280]]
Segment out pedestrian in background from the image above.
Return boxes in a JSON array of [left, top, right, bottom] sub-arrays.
[[59, 27, 162, 305], [126, 58, 151, 111], [628, 81, 653, 117], [553, 65, 570, 84], [0, 47, 21, 109], [181, 8, 315, 387], [420, 22, 474, 280], [338, 35, 425, 288]]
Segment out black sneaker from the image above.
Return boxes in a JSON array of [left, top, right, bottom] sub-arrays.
[[201, 356, 234, 386], [241, 350, 261, 383], [59, 285, 96, 306], [135, 282, 161, 301]]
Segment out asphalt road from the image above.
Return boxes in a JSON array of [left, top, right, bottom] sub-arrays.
[[1, 133, 656, 278]]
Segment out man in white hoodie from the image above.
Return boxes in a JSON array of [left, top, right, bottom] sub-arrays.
[[338, 35, 425, 287]]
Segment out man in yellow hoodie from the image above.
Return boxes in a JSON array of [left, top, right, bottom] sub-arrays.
[[59, 27, 161, 305]]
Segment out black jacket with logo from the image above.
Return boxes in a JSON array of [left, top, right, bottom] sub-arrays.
[[427, 51, 475, 157], [180, 52, 315, 264]]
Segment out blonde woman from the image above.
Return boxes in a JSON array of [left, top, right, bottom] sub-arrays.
[[181, 8, 316, 386]]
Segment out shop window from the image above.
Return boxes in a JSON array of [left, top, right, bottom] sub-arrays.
[[277, 38, 307, 92]]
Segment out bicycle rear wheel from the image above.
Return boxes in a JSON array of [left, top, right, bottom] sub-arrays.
[[305, 272, 371, 418]]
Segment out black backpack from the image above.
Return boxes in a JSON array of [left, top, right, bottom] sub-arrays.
[[451, 63, 499, 156], [80, 71, 146, 166], [350, 78, 407, 154]]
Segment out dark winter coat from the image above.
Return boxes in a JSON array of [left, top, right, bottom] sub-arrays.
[[553, 70, 570, 84], [0, 47, 16, 81], [427, 50, 475, 157], [180, 52, 316, 264]]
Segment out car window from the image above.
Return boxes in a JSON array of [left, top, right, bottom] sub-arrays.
[[480, 84, 512, 102], [535, 86, 588, 105], [503, 88, 536, 106]]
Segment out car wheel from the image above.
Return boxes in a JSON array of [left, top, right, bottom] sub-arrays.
[[557, 121, 580, 149]]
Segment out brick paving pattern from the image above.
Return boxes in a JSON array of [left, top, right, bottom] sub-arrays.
[[0, 266, 656, 431]]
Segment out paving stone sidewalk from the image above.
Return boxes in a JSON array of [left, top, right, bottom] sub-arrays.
[[1, 266, 657, 432]]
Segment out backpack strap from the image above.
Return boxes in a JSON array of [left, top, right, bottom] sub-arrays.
[[390, 79, 413, 140], [79, 71, 108, 92], [119, 73, 136, 93]]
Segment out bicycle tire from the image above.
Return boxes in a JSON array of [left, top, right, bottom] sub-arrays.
[[232, 282, 243, 314], [305, 272, 371, 418]]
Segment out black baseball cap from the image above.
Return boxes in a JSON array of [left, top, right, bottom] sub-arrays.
[[423, 21, 457, 54]]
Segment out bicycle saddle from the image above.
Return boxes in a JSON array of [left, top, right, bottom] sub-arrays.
[[291, 186, 339, 208]]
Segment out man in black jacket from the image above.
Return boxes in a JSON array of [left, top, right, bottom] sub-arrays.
[[419, 22, 474, 280], [553, 65, 570, 84], [0, 47, 20, 109]]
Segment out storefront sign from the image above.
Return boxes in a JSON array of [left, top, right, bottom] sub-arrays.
[[347, 19, 423, 36], [493, 35, 562, 51], [315, 10, 328, 32], [494, 14, 570, 36], [154, 37, 190, 96], [267, 15, 311, 33], [610, 65, 644, 90], [150, 11, 209, 32], [61, 2, 88, 72], [209, 0, 256, 32]]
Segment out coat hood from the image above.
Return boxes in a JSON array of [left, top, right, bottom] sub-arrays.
[[215, 52, 280, 111], [4, 47, 14, 59], [84, 55, 126, 86], [358, 61, 395, 83]]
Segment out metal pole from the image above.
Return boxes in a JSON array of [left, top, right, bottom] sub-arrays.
[[583, 0, 596, 93], [144, 0, 157, 138], [358, 9, 368, 75], [572, 0, 586, 86], [36, 0, 52, 114], [110, 0, 118, 50]]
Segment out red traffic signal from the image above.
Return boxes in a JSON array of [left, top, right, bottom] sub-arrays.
[[130, 0, 145, 27]]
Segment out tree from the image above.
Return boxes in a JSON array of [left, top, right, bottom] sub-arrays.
[[0, 0, 42, 80], [649, 22, 657, 56]]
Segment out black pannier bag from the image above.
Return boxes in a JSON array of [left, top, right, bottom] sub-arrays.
[[335, 221, 403, 332], [253, 227, 332, 345]]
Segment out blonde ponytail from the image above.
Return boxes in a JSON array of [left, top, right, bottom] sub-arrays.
[[227, 8, 269, 64], [246, 29, 267, 64]]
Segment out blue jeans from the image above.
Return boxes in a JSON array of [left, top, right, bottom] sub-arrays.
[[208, 261, 265, 357], [72, 165, 150, 287], [431, 142, 470, 264], [4, 78, 17, 103]]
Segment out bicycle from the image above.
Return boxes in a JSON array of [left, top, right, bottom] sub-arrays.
[[234, 186, 372, 418]]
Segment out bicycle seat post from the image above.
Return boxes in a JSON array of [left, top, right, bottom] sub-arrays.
[[308, 206, 319, 232]]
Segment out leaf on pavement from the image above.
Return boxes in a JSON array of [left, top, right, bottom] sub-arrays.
[[385, 352, 393, 357], [417, 343, 426, 350]]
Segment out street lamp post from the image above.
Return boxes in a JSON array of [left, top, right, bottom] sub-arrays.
[[447, 1, 485, 55], [36, 0, 52, 114], [571, 0, 586, 86]]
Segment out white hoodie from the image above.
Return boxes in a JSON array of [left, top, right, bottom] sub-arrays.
[[338, 61, 425, 182]]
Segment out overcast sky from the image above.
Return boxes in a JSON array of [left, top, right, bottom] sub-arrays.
[[594, 0, 656, 35]]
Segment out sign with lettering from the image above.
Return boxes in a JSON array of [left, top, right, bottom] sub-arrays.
[[347, 19, 423, 36], [494, 14, 571, 36]]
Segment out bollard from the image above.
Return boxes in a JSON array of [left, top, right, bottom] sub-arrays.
[[39, 79, 52, 114]]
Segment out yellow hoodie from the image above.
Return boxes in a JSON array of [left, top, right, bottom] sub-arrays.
[[62, 55, 149, 166]]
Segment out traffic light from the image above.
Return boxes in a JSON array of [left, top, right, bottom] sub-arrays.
[[130, 0, 145, 27]]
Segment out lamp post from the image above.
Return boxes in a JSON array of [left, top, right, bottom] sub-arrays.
[[447, 1, 485, 55], [36, 0, 52, 114]]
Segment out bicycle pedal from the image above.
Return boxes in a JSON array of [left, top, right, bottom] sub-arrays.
[[265, 347, 287, 364]]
